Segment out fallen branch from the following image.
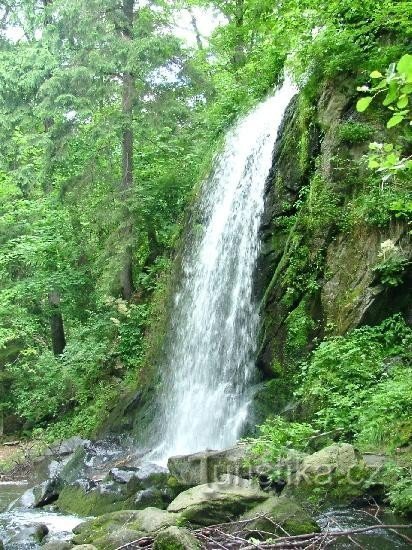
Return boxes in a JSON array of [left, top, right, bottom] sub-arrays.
[[114, 518, 412, 550]]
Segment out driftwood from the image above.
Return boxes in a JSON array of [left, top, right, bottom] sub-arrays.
[[114, 514, 412, 550]]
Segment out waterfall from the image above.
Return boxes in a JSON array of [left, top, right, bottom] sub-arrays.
[[152, 80, 297, 462]]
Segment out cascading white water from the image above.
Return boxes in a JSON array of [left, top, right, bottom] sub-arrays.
[[152, 80, 297, 462]]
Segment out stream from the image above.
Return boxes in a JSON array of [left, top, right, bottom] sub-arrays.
[[0, 482, 83, 548], [1, 482, 410, 548]]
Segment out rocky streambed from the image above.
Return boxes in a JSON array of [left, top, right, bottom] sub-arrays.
[[0, 438, 410, 549]]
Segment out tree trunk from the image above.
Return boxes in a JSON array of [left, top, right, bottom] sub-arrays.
[[119, 0, 135, 300], [232, 0, 246, 68], [189, 9, 203, 50], [48, 290, 66, 355], [42, 0, 67, 352]]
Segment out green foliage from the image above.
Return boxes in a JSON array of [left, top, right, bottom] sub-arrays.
[[388, 474, 412, 515], [296, 316, 412, 450], [247, 416, 315, 466], [373, 243, 409, 287], [356, 367, 412, 449], [337, 122, 374, 144], [285, 300, 316, 355], [344, 178, 412, 228], [357, 54, 412, 179], [357, 54, 412, 127]]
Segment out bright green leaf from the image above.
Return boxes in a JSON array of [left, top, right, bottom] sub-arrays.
[[356, 97, 373, 112], [383, 84, 398, 106], [397, 54, 412, 80], [387, 114, 404, 128], [397, 95, 408, 109], [368, 159, 380, 169]]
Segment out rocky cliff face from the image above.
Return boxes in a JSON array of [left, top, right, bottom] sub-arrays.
[[254, 77, 412, 415]]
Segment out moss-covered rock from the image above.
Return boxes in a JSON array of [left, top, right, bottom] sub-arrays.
[[57, 484, 133, 516], [92, 528, 143, 550], [153, 526, 200, 550], [167, 444, 251, 486], [285, 443, 370, 505], [42, 543, 74, 550], [322, 222, 412, 334], [241, 496, 320, 538], [167, 480, 268, 525], [57, 464, 173, 516], [72, 508, 182, 545]]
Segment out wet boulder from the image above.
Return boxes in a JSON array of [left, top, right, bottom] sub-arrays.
[[92, 528, 143, 550], [57, 460, 171, 516], [73, 507, 182, 545], [18, 478, 62, 509], [33, 478, 61, 507], [167, 444, 251, 486], [167, 478, 268, 525], [109, 468, 137, 484], [285, 443, 370, 503], [153, 526, 200, 550], [240, 496, 320, 538], [7, 523, 49, 546], [44, 437, 90, 458], [108, 462, 169, 491], [42, 542, 74, 550]]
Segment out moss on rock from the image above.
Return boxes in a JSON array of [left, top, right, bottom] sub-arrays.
[[57, 485, 134, 516], [284, 444, 371, 506], [73, 508, 182, 545], [167, 481, 268, 526], [153, 526, 200, 550], [92, 528, 143, 550], [241, 496, 320, 538]]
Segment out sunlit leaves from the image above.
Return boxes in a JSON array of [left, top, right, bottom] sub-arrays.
[[356, 54, 412, 179], [356, 96, 372, 112]]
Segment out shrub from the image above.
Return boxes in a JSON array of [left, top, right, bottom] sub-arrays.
[[295, 315, 412, 449], [337, 122, 374, 144], [247, 416, 315, 466]]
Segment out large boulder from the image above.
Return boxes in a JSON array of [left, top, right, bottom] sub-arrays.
[[299, 443, 365, 479], [45, 437, 90, 458], [240, 496, 320, 538], [57, 462, 171, 516], [285, 443, 370, 503], [42, 542, 74, 550], [7, 523, 49, 547], [92, 528, 143, 550], [108, 463, 169, 489], [167, 444, 251, 486], [167, 479, 268, 525], [73, 507, 182, 545], [34, 480, 60, 507], [154, 526, 200, 550]]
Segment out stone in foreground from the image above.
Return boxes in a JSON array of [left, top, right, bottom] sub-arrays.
[[240, 496, 320, 538], [285, 443, 370, 503], [73, 508, 181, 545], [153, 526, 200, 550], [167, 479, 268, 525], [167, 445, 251, 486]]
